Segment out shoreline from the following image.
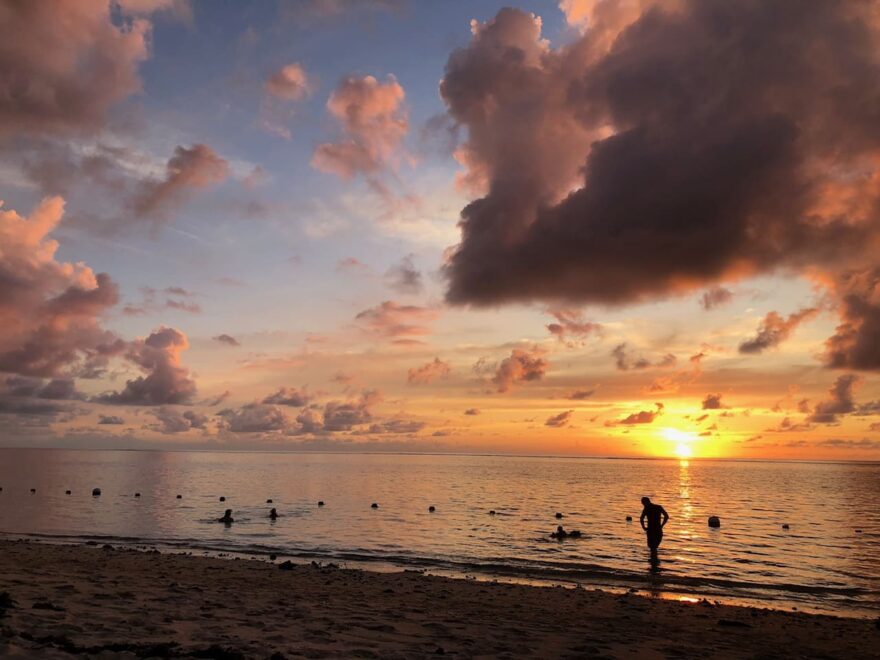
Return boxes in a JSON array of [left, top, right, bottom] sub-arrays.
[[0, 540, 877, 658], [2, 532, 875, 621]]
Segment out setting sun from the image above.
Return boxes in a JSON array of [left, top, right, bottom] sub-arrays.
[[661, 428, 697, 458]]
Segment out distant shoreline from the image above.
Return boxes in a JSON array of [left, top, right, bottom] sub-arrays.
[[0, 539, 876, 658], [0, 446, 877, 466]]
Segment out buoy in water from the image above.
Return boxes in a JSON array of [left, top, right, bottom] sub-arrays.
[[176, 494, 182, 499], [371, 502, 379, 509], [708, 516, 721, 528], [219, 496, 226, 502], [92, 488, 101, 496], [555, 512, 563, 519], [266, 499, 273, 504], [782, 523, 790, 530], [626, 516, 633, 522], [65, 490, 71, 495], [428, 506, 436, 512], [134, 492, 141, 498], [317, 501, 325, 506]]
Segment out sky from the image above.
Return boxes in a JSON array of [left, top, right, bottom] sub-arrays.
[[1, 0, 879, 460]]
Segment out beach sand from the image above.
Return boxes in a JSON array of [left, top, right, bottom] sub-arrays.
[[0, 540, 876, 659]]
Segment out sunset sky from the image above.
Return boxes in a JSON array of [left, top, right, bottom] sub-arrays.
[[2, 0, 879, 459]]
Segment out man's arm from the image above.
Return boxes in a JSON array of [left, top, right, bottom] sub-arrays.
[[639, 509, 648, 530], [660, 507, 669, 528]]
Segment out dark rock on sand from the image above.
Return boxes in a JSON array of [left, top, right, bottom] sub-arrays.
[[708, 516, 721, 528], [278, 560, 294, 571]]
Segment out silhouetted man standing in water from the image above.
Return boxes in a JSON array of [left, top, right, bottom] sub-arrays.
[[640, 496, 669, 561]]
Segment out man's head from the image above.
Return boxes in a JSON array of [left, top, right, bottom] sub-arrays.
[[641, 496, 651, 506]]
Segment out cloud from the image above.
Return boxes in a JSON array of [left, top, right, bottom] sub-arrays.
[[823, 268, 880, 370], [492, 348, 548, 393], [440, 4, 880, 321], [611, 343, 675, 371], [0, 197, 122, 378], [0, 2, 156, 138], [806, 374, 860, 424], [96, 327, 196, 405], [213, 334, 241, 347], [815, 438, 880, 450], [337, 257, 371, 275], [609, 402, 664, 426], [262, 386, 311, 407], [355, 301, 439, 339], [407, 358, 451, 385], [464, 408, 480, 416], [150, 406, 208, 434], [384, 255, 423, 294], [365, 419, 425, 435], [265, 63, 312, 101], [765, 416, 812, 434], [545, 410, 573, 428], [569, 389, 595, 400], [280, 0, 404, 22], [133, 144, 229, 222], [4, 376, 82, 400], [97, 414, 125, 425], [311, 74, 407, 179], [739, 307, 819, 354], [700, 286, 734, 310], [702, 393, 724, 410], [204, 390, 231, 407], [546, 308, 600, 346], [218, 403, 290, 433], [321, 390, 379, 431]]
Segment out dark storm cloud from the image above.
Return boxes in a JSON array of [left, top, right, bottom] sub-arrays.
[[823, 268, 880, 370], [440, 3, 880, 323], [739, 307, 819, 354]]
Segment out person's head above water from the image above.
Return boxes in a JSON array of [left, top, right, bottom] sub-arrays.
[[641, 496, 651, 506], [224, 509, 232, 517]]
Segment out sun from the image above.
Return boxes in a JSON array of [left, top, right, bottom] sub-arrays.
[[661, 427, 697, 458]]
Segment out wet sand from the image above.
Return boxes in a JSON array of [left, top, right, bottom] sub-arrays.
[[0, 540, 876, 659]]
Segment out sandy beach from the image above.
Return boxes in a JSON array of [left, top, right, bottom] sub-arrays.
[[0, 540, 875, 659]]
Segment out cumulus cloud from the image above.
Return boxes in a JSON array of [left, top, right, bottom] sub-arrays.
[[407, 357, 451, 385], [150, 406, 208, 434], [97, 327, 196, 405], [806, 374, 861, 424], [492, 348, 548, 393], [611, 343, 675, 371], [311, 74, 407, 179], [608, 402, 664, 426], [133, 144, 229, 222], [823, 269, 880, 370], [384, 255, 423, 295], [702, 393, 724, 410], [440, 3, 880, 330], [545, 410, 573, 428], [739, 307, 819, 355], [213, 334, 240, 347], [217, 403, 289, 433], [700, 286, 734, 311], [0, 2, 156, 138], [0, 197, 122, 378], [265, 63, 312, 101], [545, 308, 600, 346], [355, 301, 439, 339], [262, 386, 311, 407], [569, 389, 595, 400]]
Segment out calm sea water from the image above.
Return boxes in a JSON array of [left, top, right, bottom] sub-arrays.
[[0, 449, 877, 617]]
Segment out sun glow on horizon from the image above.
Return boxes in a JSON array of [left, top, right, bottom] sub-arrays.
[[661, 427, 698, 458]]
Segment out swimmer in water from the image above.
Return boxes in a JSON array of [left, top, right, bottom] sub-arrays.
[[219, 509, 234, 524], [269, 507, 278, 520]]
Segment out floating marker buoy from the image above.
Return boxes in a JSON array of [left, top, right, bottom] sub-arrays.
[[626, 516, 633, 522], [65, 490, 71, 495], [429, 506, 436, 512], [489, 510, 496, 515], [266, 499, 273, 504], [92, 488, 101, 496], [318, 501, 325, 506], [219, 496, 226, 502], [782, 524, 790, 530], [371, 503, 379, 509], [708, 516, 721, 528], [134, 492, 141, 498], [176, 494, 182, 499], [555, 512, 563, 519], [30, 488, 36, 493]]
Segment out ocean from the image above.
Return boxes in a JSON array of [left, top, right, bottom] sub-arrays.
[[0, 449, 877, 617]]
